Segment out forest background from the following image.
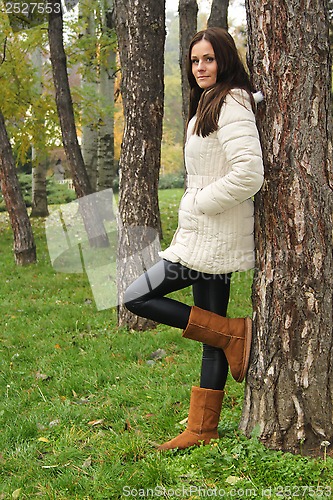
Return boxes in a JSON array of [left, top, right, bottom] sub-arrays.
[[0, 0, 247, 212], [0, 0, 333, 496]]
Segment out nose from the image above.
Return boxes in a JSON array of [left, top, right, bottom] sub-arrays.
[[197, 59, 206, 71]]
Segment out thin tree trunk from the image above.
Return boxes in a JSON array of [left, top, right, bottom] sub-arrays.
[[82, 122, 99, 191], [240, 0, 333, 455], [97, 0, 117, 192], [207, 0, 229, 30], [115, 0, 165, 329], [31, 159, 49, 217], [79, 2, 99, 192], [48, 0, 93, 198], [31, 46, 49, 218], [48, 0, 108, 246], [0, 111, 36, 265], [179, 0, 198, 133]]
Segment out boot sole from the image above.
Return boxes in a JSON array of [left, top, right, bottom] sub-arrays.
[[238, 317, 252, 382]]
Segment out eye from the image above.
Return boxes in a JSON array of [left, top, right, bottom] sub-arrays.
[[191, 58, 199, 65], [206, 57, 215, 62]]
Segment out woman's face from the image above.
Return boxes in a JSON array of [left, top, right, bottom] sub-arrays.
[[191, 39, 218, 89]]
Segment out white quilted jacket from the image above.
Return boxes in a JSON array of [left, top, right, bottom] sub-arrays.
[[159, 88, 264, 274]]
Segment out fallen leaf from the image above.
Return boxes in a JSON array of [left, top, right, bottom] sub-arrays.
[[87, 419, 104, 426], [49, 419, 60, 428], [82, 456, 92, 468], [37, 437, 50, 443], [72, 398, 90, 405], [124, 420, 132, 431], [35, 371, 50, 381], [12, 489, 22, 499], [225, 475, 242, 486], [54, 344, 61, 349], [150, 348, 167, 360]]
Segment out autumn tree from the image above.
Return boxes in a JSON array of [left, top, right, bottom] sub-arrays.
[[74, 0, 117, 192], [240, 0, 333, 455], [114, 0, 165, 328], [49, 0, 109, 248], [0, 111, 36, 265], [48, 0, 93, 198]]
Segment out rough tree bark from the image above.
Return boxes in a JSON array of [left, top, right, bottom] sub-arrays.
[[179, 0, 198, 132], [207, 0, 229, 30], [115, 0, 165, 329], [0, 111, 36, 265], [240, 0, 333, 455]]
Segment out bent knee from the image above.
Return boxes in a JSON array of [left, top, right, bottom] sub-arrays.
[[124, 284, 143, 314]]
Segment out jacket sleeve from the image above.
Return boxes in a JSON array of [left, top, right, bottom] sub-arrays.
[[195, 89, 264, 216]]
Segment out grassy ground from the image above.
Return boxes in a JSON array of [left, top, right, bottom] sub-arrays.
[[0, 189, 332, 499]]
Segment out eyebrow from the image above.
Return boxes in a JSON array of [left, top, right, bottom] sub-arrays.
[[191, 53, 215, 59]]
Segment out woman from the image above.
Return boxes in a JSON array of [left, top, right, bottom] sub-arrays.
[[124, 27, 264, 450]]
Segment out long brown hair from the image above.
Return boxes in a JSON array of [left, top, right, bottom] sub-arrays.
[[187, 27, 254, 137]]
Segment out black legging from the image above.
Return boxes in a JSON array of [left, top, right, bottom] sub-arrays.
[[124, 259, 231, 390]]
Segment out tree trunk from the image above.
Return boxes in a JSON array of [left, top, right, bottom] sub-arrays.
[[30, 46, 49, 218], [179, 0, 198, 132], [115, 0, 165, 329], [48, 1, 108, 247], [0, 111, 36, 265], [82, 122, 99, 191], [79, 2, 99, 192], [97, 0, 117, 192], [207, 0, 229, 30], [48, 0, 93, 198], [240, 0, 333, 455], [31, 159, 49, 217]]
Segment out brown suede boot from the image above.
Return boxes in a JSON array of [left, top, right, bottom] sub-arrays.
[[182, 306, 252, 383], [157, 386, 224, 451]]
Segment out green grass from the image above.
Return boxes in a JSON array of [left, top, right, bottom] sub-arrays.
[[0, 189, 332, 499]]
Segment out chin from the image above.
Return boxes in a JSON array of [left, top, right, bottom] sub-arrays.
[[198, 82, 211, 89]]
